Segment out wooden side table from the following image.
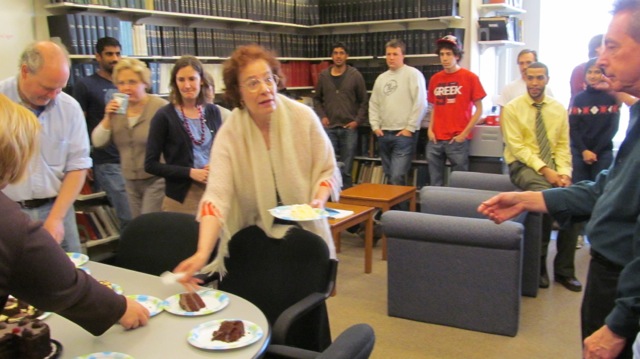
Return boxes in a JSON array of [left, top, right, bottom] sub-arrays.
[[338, 183, 416, 260], [327, 202, 376, 274]]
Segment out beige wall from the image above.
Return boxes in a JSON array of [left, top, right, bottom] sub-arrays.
[[0, 0, 37, 79]]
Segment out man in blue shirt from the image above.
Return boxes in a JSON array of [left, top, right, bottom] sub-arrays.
[[0, 41, 91, 253], [73, 37, 131, 230], [479, 1, 640, 356]]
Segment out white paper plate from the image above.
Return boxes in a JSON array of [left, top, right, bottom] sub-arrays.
[[125, 295, 165, 317], [74, 352, 133, 359], [269, 205, 329, 221], [98, 280, 124, 295], [67, 252, 89, 267], [187, 319, 263, 350], [163, 290, 229, 316]]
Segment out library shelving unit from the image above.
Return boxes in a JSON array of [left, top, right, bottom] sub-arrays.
[[74, 191, 121, 262], [45, 1, 464, 95], [477, 3, 526, 53]]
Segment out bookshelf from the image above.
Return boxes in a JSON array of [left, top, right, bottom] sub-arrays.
[[477, 3, 526, 52], [46, 1, 463, 94], [75, 188, 121, 262]]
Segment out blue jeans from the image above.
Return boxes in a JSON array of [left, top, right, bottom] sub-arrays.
[[426, 140, 470, 186], [93, 163, 132, 230], [22, 203, 82, 253], [325, 127, 358, 188], [377, 131, 417, 185]]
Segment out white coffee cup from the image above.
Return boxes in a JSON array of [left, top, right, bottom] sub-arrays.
[[112, 93, 129, 115]]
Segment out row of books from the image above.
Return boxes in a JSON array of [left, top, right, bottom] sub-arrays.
[[49, 0, 460, 25], [49, 0, 321, 25], [319, 0, 459, 23], [75, 205, 121, 243], [67, 60, 443, 99], [49, 13, 466, 59], [317, 28, 465, 57], [352, 160, 430, 188]]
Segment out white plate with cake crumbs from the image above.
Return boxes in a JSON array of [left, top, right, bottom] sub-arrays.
[[74, 352, 133, 359], [269, 204, 329, 221], [163, 290, 229, 316], [67, 252, 89, 267], [187, 319, 263, 350], [125, 295, 165, 317]]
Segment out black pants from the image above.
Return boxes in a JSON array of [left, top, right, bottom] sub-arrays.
[[581, 254, 634, 358]]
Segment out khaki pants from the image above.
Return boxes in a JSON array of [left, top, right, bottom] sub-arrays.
[[161, 182, 205, 216]]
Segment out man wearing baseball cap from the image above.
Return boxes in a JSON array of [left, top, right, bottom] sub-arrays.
[[426, 35, 486, 186]]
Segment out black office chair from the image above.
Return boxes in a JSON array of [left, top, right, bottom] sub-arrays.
[[266, 323, 375, 359], [217, 225, 338, 352], [114, 212, 202, 276]]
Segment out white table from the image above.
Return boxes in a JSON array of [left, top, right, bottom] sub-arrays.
[[47, 262, 270, 359]]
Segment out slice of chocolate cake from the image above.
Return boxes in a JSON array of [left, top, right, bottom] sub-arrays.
[[0, 318, 52, 359], [179, 292, 206, 312], [212, 320, 245, 343]]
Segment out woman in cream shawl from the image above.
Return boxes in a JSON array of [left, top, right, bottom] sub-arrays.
[[175, 44, 341, 282]]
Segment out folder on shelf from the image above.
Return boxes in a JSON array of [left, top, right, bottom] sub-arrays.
[[478, 16, 514, 41]]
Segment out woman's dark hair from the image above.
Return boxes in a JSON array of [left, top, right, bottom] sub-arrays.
[[169, 55, 210, 106]]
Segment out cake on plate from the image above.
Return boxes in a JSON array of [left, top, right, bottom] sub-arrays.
[[179, 292, 206, 312], [0, 318, 52, 359], [212, 320, 245, 343]]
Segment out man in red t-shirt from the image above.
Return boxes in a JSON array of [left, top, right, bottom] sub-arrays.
[[426, 35, 486, 186]]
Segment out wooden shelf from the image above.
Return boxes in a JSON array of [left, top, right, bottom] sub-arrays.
[[478, 40, 525, 53], [77, 191, 106, 201], [85, 235, 120, 248], [478, 4, 526, 17]]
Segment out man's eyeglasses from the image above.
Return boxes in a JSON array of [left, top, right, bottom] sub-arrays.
[[241, 74, 279, 93]]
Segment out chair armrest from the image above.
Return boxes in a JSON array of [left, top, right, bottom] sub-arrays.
[[324, 259, 338, 297], [272, 292, 327, 344], [318, 324, 375, 359], [266, 345, 318, 359], [449, 171, 517, 192]]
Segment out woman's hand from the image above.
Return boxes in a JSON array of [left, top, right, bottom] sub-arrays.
[[190, 168, 209, 184], [104, 99, 121, 116], [174, 252, 209, 291]]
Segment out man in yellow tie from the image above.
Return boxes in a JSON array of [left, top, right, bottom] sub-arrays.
[[500, 62, 580, 292]]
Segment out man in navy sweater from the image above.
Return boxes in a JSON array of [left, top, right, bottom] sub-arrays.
[[478, 1, 640, 357]]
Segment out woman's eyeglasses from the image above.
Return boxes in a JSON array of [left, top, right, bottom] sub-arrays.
[[241, 74, 280, 93]]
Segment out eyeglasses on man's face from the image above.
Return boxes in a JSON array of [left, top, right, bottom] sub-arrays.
[[241, 74, 279, 93]]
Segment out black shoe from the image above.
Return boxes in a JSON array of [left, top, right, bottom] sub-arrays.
[[539, 272, 550, 288], [555, 276, 583, 292]]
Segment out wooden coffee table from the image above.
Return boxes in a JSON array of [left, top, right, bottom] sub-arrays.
[[327, 202, 376, 274], [338, 183, 416, 260]]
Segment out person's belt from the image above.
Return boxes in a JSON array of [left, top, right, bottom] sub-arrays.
[[590, 249, 625, 272], [16, 197, 56, 209]]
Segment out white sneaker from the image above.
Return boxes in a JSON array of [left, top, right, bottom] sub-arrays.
[[576, 235, 584, 249]]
